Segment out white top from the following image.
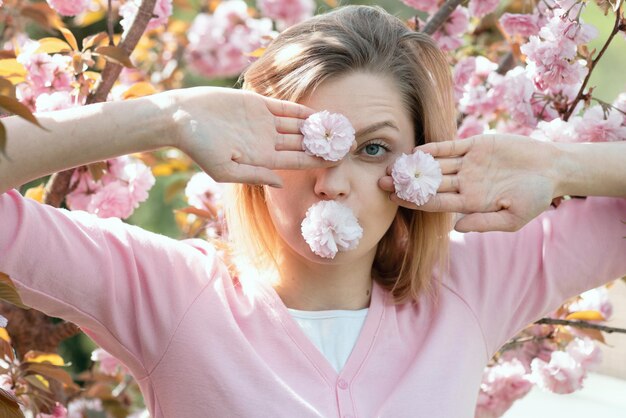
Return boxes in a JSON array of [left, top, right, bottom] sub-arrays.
[[287, 308, 369, 373]]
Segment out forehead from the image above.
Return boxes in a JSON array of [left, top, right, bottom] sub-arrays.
[[300, 72, 414, 140]]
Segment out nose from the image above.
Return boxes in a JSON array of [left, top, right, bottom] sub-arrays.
[[313, 163, 351, 200]]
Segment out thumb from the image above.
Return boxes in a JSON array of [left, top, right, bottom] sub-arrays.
[[454, 211, 520, 233]]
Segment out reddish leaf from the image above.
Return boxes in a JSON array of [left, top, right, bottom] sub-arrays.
[[82, 32, 109, 51], [57, 27, 79, 51], [0, 51, 16, 59], [94, 46, 134, 68], [0, 387, 24, 418], [0, 96, 47, 130], [0, 272, 30, 310], [22, 362, 79, 390], [0, 121, 5, 160]]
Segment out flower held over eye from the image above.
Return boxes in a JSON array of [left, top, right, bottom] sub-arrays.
[[301, 110, 356, 161], [391, 150, 442, 206], [301, 201, 363, 259]]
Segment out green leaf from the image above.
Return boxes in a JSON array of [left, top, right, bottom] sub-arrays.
[[0, 272, 30, 310]]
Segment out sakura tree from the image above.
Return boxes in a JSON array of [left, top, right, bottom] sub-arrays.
[[0, 0, 624, 417]]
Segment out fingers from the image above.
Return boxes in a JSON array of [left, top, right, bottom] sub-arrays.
[[275, 134, 304, 151], [271, 151, 337, 170], [378, 175, 459, 193], [265, 96, 316, 119], [275, 116, 305, 134], [389, 193, 467, 213], [454, 211, 522, 233], [414, 137, 475, 157], [438, 157, 463, 174]]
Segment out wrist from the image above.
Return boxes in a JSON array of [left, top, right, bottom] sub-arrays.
[[550, 141, 586, 198], [143, 90, 181, 149]]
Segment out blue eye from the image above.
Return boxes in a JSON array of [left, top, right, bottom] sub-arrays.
[[359, 141, 391, 158]]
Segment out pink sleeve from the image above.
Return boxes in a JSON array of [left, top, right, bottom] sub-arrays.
[[443, 196, 626, 358], [0, 189, 219, 378]]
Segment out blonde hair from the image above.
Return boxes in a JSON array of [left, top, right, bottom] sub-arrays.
[[226, 5, 456, 305]]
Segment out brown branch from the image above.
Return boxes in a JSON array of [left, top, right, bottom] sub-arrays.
[[421, 0, 464, 35], [43, 0, 157, 207], [107, 0, 115, 46], [563, 6, 622, 121], [534, 318, 626, 334]]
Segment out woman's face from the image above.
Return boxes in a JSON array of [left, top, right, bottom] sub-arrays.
[[264, 71, 416, 265]]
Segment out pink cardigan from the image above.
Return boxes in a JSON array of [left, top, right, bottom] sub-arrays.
[[1, 189, 625, 418]]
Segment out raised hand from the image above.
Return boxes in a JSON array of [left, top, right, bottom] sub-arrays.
[[378, 134, 560, 233], [171, 87, 335, 187]]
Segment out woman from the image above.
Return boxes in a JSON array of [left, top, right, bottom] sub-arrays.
[[1, 5, 625, 417]]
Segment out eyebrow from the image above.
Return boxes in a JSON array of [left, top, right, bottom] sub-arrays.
[[355, 120, 399, 138]]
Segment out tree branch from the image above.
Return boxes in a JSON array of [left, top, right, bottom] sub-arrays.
[[534, 317, 626, 334], [563, 6, 622, 121], [421, 0, 464, 35], [43, 0, 157, 207]]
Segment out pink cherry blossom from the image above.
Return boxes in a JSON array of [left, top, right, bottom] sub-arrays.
[[531, 118, 579, 143], [391, 150, 442, 206], [66, 156, 155, 219], [91, 348, 130, 376], [17, 51, 73, 91], [256, 0, 315, 30], [401, 0, 439, 14], [501, 67, 537, 127], [499, 13, 541, 38], [468, 0, 500, 19], [432, 7, 469, 51], [301, 201, 363, 259], [36, 403, 67, 418], [35, 91, 76, 113], [452, 57, 476, 101], [475, 359, 533, 418], [575, 105, 626, 142], [47, 0, 90, 16], [457, 115, 487, 138], [89, 182, 135, 219], [530, 350, 586, 394], [120, 0, 173, 33], [105, 156, 156, 203], [565, 338, 602, 371], [301, 110, 356, 161], [185, 172, 223, 210], [185, 1, 276, 78]]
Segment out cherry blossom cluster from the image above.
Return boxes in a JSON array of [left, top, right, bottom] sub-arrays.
[[477, 286, 613, 416], [184, 0, 276, 78], [14, 40, 80, 113], [256, 0, 315, 31], [184, 171, 228, 239], [120, 0, 174, 34], [66, 156, 156, 219]]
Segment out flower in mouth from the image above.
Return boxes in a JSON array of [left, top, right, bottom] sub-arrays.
[[300, 200, 363, 259], [391, 150, 442, 206], [300, 110, 356, 161]]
